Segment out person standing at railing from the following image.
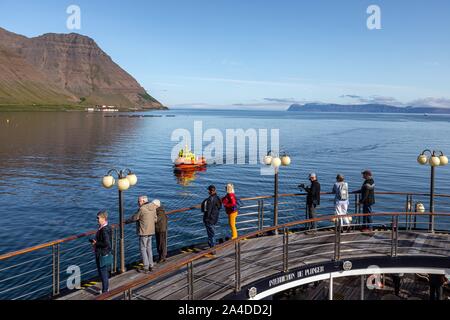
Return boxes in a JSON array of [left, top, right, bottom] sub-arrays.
[[222, 183, 239, 240], [91, 210, 112, 294], [332, 174, 351, 232], [299, 172, 321, 231], [153, 199, 168, 263], [429, 274, 448, 300], [126, 196, 158, 273], [354, 170, 376, 232], [201, 185, 222, 253]]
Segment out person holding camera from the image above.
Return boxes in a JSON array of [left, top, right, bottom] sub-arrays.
[[299, 173, 321, 231], [90, 210, 112, 294]]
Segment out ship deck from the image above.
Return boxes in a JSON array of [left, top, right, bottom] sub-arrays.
[[58, 227, 450, 300]]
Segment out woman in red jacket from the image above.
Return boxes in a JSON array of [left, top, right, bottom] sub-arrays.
[[222, 183, 238, 239]]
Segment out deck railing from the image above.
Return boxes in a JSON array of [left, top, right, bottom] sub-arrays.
[[96, 211, 450, 300], [1, 191, 450, 300]]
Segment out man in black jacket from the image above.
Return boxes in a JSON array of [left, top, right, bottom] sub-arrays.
[[356, 170, 376, 232], [299, 173, 321, 230], [92, 210, 112, 294], [202, 185, 222, 251]]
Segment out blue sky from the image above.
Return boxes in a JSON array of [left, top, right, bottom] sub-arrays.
[[1, 0, 449, 109]]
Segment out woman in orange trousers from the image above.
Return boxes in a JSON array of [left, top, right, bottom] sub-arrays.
[[222, 183, 238, 239]]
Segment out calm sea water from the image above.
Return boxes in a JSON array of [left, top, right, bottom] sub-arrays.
[[1, 109, 450, 255]]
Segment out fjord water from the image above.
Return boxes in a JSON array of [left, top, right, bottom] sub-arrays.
[[1, 109, 450, 254]]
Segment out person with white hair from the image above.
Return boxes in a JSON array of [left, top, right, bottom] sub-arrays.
[[298, 172, 321, 231], [153, 199, 168, 263], [222, 183, 239, 240], [126, 195, 158, 273]]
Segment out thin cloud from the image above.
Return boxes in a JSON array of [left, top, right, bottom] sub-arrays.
[[409, 97, 450, 108], [340, 94, 405, 106], [263, 98, 307, 104]]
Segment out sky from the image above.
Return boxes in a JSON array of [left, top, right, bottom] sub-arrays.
[[0, 0, 449, 109]]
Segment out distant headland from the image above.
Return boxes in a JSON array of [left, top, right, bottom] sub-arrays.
[[288, 103, 450, 114]]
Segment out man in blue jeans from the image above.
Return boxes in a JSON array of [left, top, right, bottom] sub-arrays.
[[201, 185, 222, 254], [126, 196, 158, 273], [356, 170, 376, 232]]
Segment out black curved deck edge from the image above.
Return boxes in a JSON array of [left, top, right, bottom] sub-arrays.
[[224, 255, 450, 300]]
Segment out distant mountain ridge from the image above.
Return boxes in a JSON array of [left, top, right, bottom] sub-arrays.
[[288, 103, 450, 114], [0, 27, 165, 110]]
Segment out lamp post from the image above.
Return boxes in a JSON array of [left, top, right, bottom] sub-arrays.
[[417, 150, 448, 232], [264, 151, 291, 229], [102, 169, 138, 273]]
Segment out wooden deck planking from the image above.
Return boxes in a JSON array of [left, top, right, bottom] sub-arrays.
[[57, 230, 449, 300]]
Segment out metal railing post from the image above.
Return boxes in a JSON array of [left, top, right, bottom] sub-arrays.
[[283, 228, 289, 272], [334, 219, 341, 261], [52, 244, 60, 296], [112, 226, 117, 274], [257, 200, 262, 231], [261, 200, 264, 230], [391, 215, 399, 257], [405, 194, 410, 230], [187, 262, 194, 300], [391, 215, 395, 257], [395, 215, 399, 256], [235, 241, 241, 293]]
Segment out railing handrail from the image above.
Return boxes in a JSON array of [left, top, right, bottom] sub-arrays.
[[95, 211, 450, 300], [0, 190, 448, 261]]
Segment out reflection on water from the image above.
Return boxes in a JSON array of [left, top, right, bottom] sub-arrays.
[[174, 167, 207, 186], [1, 110, 450, 254]]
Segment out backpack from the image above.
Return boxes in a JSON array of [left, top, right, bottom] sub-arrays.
[[337, 182, 349, 201], [201, 198, 209, 213]]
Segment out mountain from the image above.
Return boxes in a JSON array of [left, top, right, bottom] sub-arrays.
[[288, 103, 450, 114], [0, 27, 165, 110]]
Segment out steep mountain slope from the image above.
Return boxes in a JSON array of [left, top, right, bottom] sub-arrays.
[[0, 27, 165, 109]]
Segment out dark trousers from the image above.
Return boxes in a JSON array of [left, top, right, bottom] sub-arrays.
[[204, 223, 216, 248], [392, 275, 401, 295], [95, 257, 109, 293], [430, 285, 442, 300], [362, 204, 373, 229], [307, 205, 317, 230], [156, 231, 167, 261]]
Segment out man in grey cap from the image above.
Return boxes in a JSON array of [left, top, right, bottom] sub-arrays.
[[299, 173, 321, 231]]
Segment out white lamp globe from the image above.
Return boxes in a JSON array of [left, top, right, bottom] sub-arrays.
[[415, 203, 426, 213], [118, 178, 130, 191], [430, 156, 441, 167], [417, 154, 428, 165], [439, 155, 449, 166], [102, 175, 115, 189], [264, 155, 273, 165], [281, 155, 291, 166], [126, 173, 138, 186], [272, 157, 282, 168]]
